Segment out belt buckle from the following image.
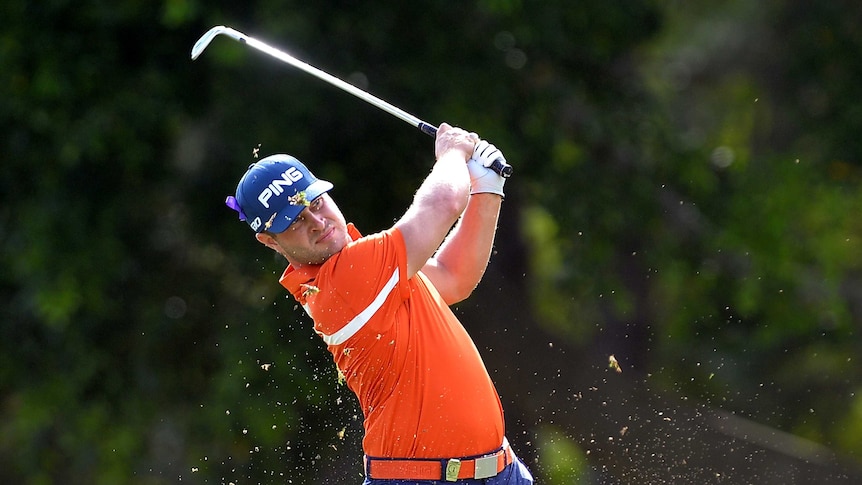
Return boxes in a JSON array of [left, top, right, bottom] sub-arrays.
[[445, 458, 461, 481], [474, 454, 498, 479]]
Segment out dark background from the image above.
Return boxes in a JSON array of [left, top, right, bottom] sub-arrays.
[[4, 1, 862, 483]]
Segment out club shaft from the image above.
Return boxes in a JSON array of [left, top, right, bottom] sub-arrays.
[[192, 26, 512, 177], [244, 37, 428, 128]]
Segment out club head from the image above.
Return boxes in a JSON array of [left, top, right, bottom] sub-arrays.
[[191, 25, 231, 60]]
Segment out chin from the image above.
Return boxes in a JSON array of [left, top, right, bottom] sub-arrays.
[[309, 248, 340, 265]]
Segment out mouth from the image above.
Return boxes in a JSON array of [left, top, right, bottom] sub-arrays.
[[317, 226, 335, 244]]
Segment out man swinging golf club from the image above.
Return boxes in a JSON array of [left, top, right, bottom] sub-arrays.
[[226, 123, 534, 484]]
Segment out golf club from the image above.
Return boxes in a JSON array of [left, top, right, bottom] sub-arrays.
[[191, 25, 513, 178]]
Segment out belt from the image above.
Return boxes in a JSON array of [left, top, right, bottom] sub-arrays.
[[365, 439, 513, 481]]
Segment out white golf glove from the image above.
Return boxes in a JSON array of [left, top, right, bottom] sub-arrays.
[[468, 140, 507, 197]]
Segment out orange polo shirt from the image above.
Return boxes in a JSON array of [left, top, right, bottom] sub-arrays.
[[280, 224, 505, 458]]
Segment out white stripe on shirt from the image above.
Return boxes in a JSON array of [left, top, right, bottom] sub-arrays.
[[318, 268, 400, 346]]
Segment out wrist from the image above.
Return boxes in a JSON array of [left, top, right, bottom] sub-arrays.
[[438, 147, 472, 163], [470, 191, 504, 199]]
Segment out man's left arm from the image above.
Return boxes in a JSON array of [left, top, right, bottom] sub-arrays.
[[421, 141, 508, 304]]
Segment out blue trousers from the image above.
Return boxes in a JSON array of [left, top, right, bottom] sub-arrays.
[[362, 453, 534, 485]]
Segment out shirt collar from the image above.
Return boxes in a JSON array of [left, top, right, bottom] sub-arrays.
[[278, 223, 362, 302]]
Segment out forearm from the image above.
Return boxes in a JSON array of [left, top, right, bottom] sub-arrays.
[[432, 193, 502, 302], [396, 130, 473, 277], [418, 151, 471, 207]]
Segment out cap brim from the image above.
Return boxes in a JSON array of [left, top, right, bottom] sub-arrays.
[[264, 179, 334, 233]]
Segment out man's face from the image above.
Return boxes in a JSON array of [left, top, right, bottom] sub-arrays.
[[257, 193, 349, 266]]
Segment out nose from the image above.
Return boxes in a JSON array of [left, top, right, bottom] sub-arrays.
[[305, 210, 326, 230]]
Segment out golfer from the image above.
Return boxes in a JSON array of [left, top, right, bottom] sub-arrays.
[[226, 123, 534, 484]]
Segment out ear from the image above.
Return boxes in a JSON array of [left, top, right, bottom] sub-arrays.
[[255, 232, 280, 252]]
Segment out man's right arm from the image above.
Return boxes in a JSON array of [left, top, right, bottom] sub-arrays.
[[393, 123, 474, 277]]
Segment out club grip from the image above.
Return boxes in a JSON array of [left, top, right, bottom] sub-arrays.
[[418, 122, 513, 178]]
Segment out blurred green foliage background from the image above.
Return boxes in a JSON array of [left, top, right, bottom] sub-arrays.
[[4, 0, 862, 483]]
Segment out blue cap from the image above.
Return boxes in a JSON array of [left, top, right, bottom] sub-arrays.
[[225, 154, 333, 233]]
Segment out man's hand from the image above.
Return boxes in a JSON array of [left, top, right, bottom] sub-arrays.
[[468, 140, 507, 197], [434, 123, 476, 162]]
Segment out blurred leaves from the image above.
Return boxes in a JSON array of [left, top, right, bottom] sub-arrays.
[[4, 0, 862, 483]]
